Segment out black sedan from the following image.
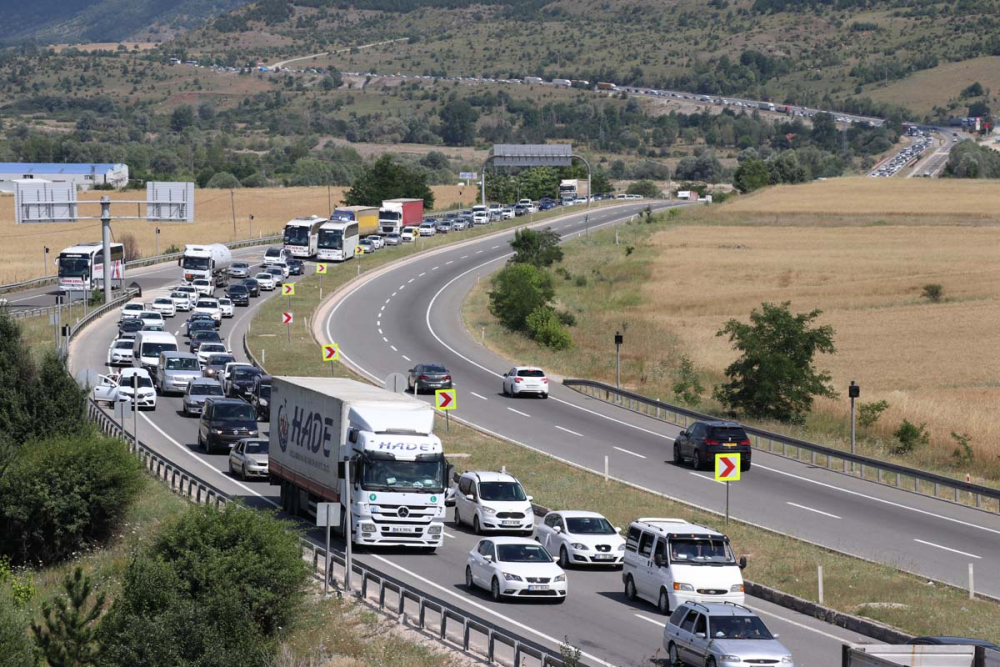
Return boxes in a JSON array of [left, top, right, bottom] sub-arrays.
[[286, 258, 304, 276], [406, 363, 452, 394], [225, 283, 250, 306], [189, 330, 223, 354], [118, 318, 144, 335], [242, 278, 260, 298], [228, 366, 263, 400]]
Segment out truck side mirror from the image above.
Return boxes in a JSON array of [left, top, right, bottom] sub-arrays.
[[739, 555, 747, 570], [348, 429, 358, 444]]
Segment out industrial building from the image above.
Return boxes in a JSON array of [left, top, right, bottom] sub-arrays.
[[0, 163, 129, 193]]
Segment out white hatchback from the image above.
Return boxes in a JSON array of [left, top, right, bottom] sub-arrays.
[[218, 298, 234, 318], [192, 279, 214, 296], [150, 297, 176, 318], [170, 291, 193, 311], [194, 297, 222, 323], [536, 510, 625, 568], [501, 366, 549, 398], [197, 342, 230, 366], [254, 272, 276, 291], [107, 338, 136, 366], [119, 301, 145, 320], [466, 537, 566, 603]]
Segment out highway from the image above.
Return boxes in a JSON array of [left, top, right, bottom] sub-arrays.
[[67, 204, 876, 667]]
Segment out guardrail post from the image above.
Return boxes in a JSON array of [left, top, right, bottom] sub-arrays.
[[463, 618, 470, 650], [440, 611, 447, 640], [487, 630, 495, 664], [398, 588, 406, 615], [513, 640, 521, 667], [418, 598, 426, 629]]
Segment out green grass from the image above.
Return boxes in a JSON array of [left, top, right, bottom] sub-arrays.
[[248, 205, 1000, 645]]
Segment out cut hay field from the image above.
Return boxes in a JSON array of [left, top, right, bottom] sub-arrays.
[[0, 185, 468, 285], [465, 178, 1000, 483]]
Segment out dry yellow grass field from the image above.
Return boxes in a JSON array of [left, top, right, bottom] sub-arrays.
[[466, 178, 1000, 480], [0, 185, 467, 284], [868, 56, 1000, 117]]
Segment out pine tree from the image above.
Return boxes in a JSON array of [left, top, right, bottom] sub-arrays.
[[32, 567, 105, 666]]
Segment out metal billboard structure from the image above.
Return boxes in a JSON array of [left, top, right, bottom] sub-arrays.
[[481, 144, 590, 207], [14, 181, 196, 304]]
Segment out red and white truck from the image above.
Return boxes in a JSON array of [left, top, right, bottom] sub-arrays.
[[379, 198, 424, 235]]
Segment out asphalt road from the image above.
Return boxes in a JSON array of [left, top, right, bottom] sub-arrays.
[[319, 203, 1000, 602], [67, 207, 875, 667]]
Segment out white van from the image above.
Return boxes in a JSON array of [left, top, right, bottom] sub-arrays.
[[133, 331, 179, 376], [622, 518, 746, 615], [471, 205, 489, 225]]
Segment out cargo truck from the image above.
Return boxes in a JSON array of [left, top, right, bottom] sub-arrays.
[[332, 206, 379, 237], [559, 179, 589, 204], [181, 244, 232, 287], [270, 377, 449, 551], [379, 198, 424, 235]]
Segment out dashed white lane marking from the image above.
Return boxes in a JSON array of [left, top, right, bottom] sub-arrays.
[[787, 502, 841, 520], [391, 345, 398, 352], [613, 446, 646, 459], [399, 285, 405, 290], [432, 266, 439, 271], [382, 336, 388, 342], [419, 272, 426, 277], [507, 407, 530, 417], [446, 260, 453, 265], [470, 392, 488, 401], [634, 614, 664, 627], [408, 278, 415, 283], [555, 425, 584, 437], [461, 255, 468, 259], [914, 539, 981, 559], [443, 531, 455, 539], [392, 291, 397, 297], [380, 305, 385, 312], [491, 245, 500, 249], [378, 328, 383, 335], [475, 250, 483, 254], [376, 320, 381, 326], [174, 330, 181, 335], [690, 472, 725, 485], [402, 355, 411, 362]]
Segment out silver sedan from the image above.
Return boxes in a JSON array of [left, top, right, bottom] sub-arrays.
[[228, 438, 269, 479]]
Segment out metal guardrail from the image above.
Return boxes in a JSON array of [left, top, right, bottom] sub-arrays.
[[564, 379, 1000, 514]]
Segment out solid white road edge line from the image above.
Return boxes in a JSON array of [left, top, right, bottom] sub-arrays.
[[786, 502, 841, 520], [913, 539, 981, 559]]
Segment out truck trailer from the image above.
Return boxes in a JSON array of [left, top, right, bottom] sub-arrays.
[[181, 244, 232, 287], [332, 206, 379, 237], [559, 179, 589, 204], [269, 377, 448, 551], [379, 198, 424, 235]]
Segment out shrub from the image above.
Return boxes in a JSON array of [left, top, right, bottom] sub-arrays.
[[0, 434, 144, 565], [488, 263, 555, 331], [120, 233, 140, 263], [857, 399, 889, 430], [574, 274, 587, 287], [922, 283, 943, 302], [32, 567, 105, 666], [205, 171, 241, 189], [891, 420, 928, 455], [672, 355, 704, 406], [0, 593, 33, 667], [509, 228, 563, 268], [951, 431, 974, 464], [164, 244, 181, 255], [526, 306, 573, 350], [556, 310, 577, 327]]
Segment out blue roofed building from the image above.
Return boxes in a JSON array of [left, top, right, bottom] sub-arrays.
[[0, 163, 129, 193]]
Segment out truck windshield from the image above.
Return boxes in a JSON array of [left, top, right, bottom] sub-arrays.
[[284, 227, 310, 245], [380, 211, 401, 221], [668, 537, 735, 565], [58, 256, 90, 277], [182, 256, 210, 271], [361, 458, 444, 492], [318, 230, 343, 250]]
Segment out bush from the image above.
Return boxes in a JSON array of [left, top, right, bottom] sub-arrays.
[[0, 434, 144, 566], [626, 180, 662, 198], [922, 283, 943, 302], [556, 310, 577, 327], [672, 355, 704, 406], [164, 244, 181, 255], [0, 593, 33, 667], [951, 431, 974, 464], [488, 264, 555, 332], [574, 274, 587, 287], [857, 399, 889, 430], [120, 233, 140, 263], [526, 306, 572, 350], [891, 420, 929, 455], [205, 171, 242, 189]]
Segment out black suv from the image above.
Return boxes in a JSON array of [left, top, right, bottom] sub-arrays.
[[673, 420, 752, 471], [225, 283, 250, 306], [198, 397, 259, 454], [228, 365, 263, 400], [242, 278, 260, 297], [251, 374, 272, 421]]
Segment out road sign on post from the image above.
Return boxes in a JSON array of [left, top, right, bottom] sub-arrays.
[[715, 453, 741, 527], [322, 344, 339, 361], [435, 388, 456, 432], [283, 283, 295, 296], [282, 311, 293, 343], [316, 263, 327, 274]]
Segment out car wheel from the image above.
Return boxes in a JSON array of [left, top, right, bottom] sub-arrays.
[[491, 577, 501, 602], [559, 546, 570, 569], [454, 505, 462, 527], [741, 462, 752, 472], [197, 431, 205, 450], [693, 449, 704, 471], [242, 464, 248, 480], [706, 659, 717, 667], [502, 383, 508, 396], [667, 642, 680, 666], [674, 443, 683, 463], [473, 515, 482, 535], [657, 588, 671, 615], [624, 575, 637, 601], [541, 393, 548, 399], [466, 566, 475, 589]]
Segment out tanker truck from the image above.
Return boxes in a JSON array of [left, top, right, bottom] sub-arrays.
[[181, 244, 232, 287]]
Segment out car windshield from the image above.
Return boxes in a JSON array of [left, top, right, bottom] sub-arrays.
[[122, 376, 153, 388], [517, 369, 545, 377], [566, 517, 616, 534], [255, 273, 271, 280], [114, 340, 132, 349], [193, 281, 210, 287], [229, 286, 247, 294], [361, 458, 445, 492], [213, 404, 256, 421], [496, 544, 552, 563], [182, 257, 210, 271], [265, 248, 281, 257], [257, 384, 271, 398], [208, 355, 236, 367], [193, 332, 221, 341], [478, 481, 527, 502], [421, 365, 448, 374], [154, 298, 172, 305], [669, 537, 735, 564], [709, 616, 773, 640], [196, 300, 217, 308], [58, 256, 90, 277], [171, 292, 187, 299], [141, 312, 162, 320], [267, 268, 282, 275], [233, 368, 259, 381], [165, 357, 200, 371], [201, 344, 226, 353], [243, 440, 269, 454], [233, 263, 248, 269], [219, 299, 232, 305], [190, 384, 224, 396]]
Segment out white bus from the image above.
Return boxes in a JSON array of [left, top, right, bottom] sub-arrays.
[[282, 215, 326, 258], [58, 242, 125, 292], [316, 220, 359, 262]]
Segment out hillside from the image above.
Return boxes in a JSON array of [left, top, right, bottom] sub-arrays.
[[0, 0, 253, 45]]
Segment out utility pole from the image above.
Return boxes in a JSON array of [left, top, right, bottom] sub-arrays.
[[615, 331, 623, 389], [249, 214, 254, 240], [344, 454, 353, 594], [100, 197, 113, 304], [155, 227, 160, 256], [849, 381, 860, 470], [230, 189, 237, 238]]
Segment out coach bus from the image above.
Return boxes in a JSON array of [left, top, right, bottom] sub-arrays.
[[316, 220, 359, 262], [282, 215, 326, 258], [57, 242, 125, 292]]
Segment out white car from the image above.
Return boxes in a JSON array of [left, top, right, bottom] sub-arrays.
[[536, 510, 625, 568], [472, 211, 489, 225], [92, 368, 157, 409], [466, 537, 566, 603], [401, 228, 417, 242], [169, 291, 193, 312], [501, 207, 515, 220], [262, 247, 289, 266], [119, 301, 145, 320], [272, 261, 290, 279], [138, 311, 165, 329], [217, 298, 234, 318], [175, 284, 199, 305], [255, 272, 276, 290], [107, 338, 136, 366], [453, 471, 535, 535], [197, 342, 230, 366], [365, 234, 384, 249], [194, 298, 222, 323], [501, 366, 549, 398], [150, 297, 176, 318], [192, 279, 214, 296], [418, 223, 437, 237]]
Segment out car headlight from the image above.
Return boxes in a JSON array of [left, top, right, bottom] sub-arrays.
[[248, 431, 258, 437], [618, 544, 626, 551], [213, 429, 225, 435], [673, 582, 694, 591], [553, 574, 566, 582], [731, 584, 744, 593], [481, 507, 496, 515], [719, 655, 742, 663], [502, 573, 522, 581], [570, 543, 588, 551], [259, 398, 267, 406]]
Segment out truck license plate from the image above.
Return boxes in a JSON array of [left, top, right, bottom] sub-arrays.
[[388, 526, 419, 533]]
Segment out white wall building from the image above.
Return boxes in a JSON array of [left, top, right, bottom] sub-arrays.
[[0, 163, 129, 193]]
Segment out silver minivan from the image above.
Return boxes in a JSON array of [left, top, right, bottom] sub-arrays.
[[156, 351, 202, 395]]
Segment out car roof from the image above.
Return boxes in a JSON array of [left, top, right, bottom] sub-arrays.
[[161, 351, 197, 358], [205, 397, 248, 405], [189, 377, 222, 386], [696, 420, 744, 428], [487, 536, 543, 546], [465, 471, 518, 483], [631, 518, 723, 537], [119, 367, 151, 378], [683, 602, 755, 616], [512, 366, 545, 372], [552, 510, 605, 519]]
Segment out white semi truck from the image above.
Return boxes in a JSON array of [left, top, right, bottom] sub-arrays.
[[269, 377, 448, 551], [181, 243, 232, 287]]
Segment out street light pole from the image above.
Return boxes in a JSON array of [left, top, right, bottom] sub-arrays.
[[100, 197, 113, 305]]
